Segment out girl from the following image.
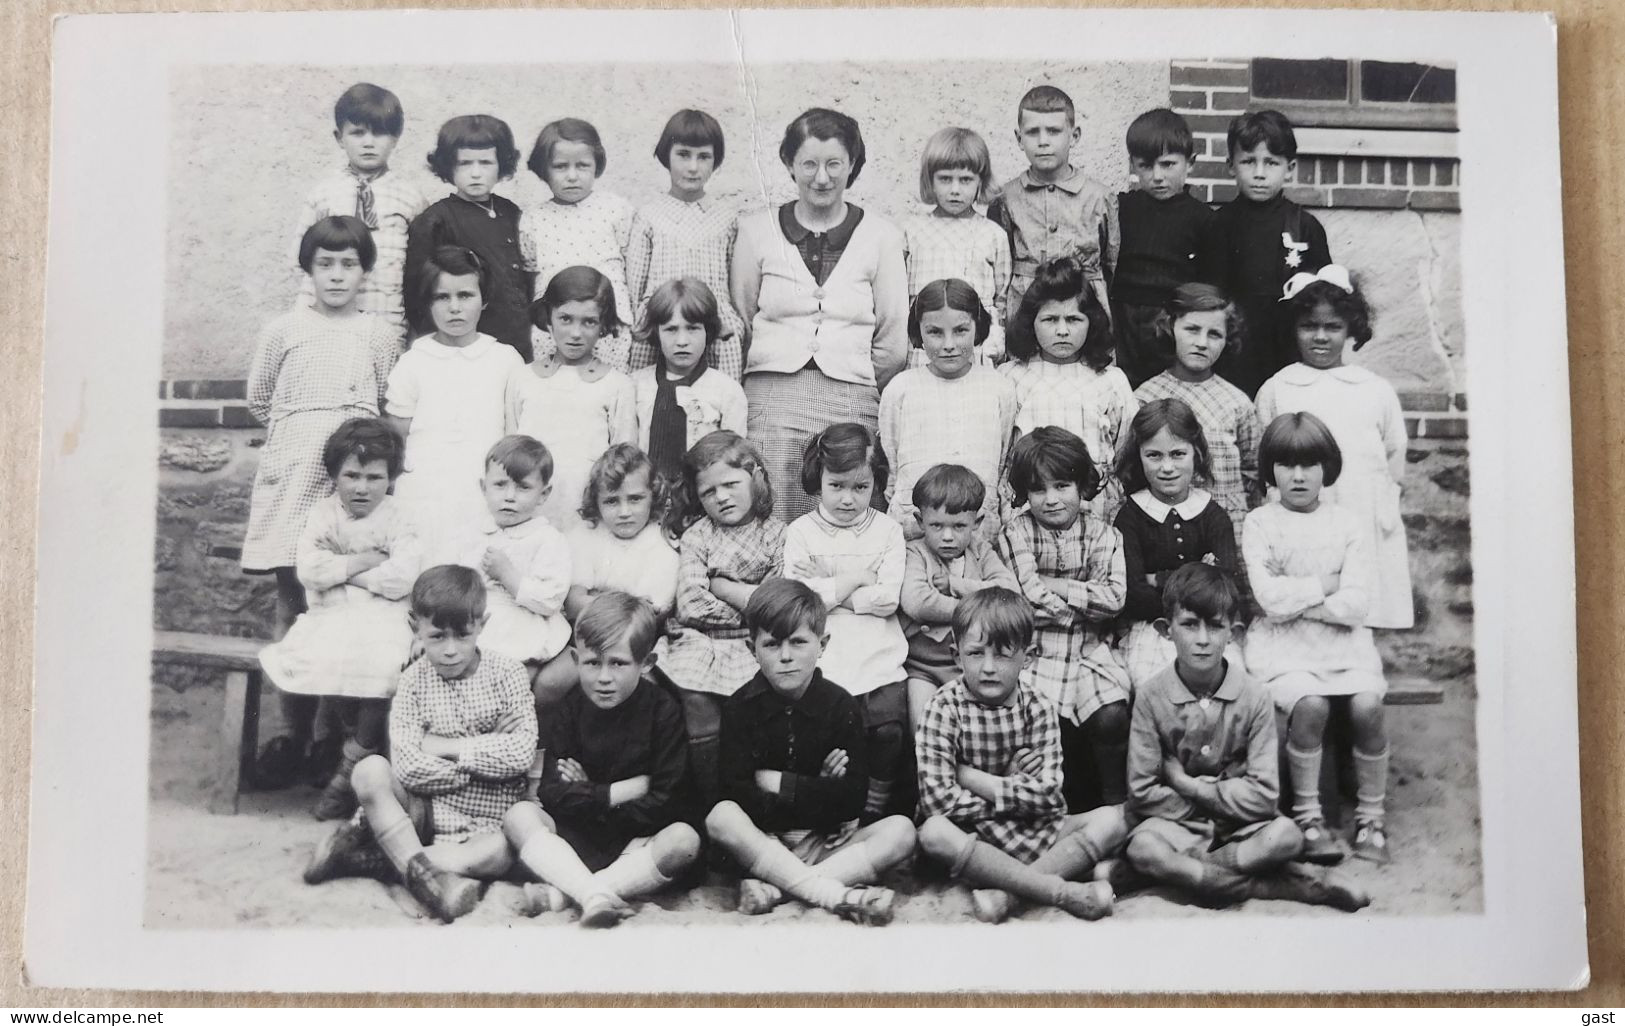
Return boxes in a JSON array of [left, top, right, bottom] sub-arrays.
[[630, 278, 748, 488], [566, 443, 681, 620], [258, 419, 419, 820], [998, 257, 1138, 525], [784, 423, 910, 821], [660, 431, 785, 811], [403, 115, 534, 359], [625, 110, 745, 378], [243, 216, 400, 786], [525, 118, 636, 370], [506, 266, 637, 535], [1134, 283, 1262, 541], [998, 426, 1130, 809], [901, 127, 1013, 367], [878, 279, 1018, 539], [385, 246, 525, 564], [1256, 266, 1412, 630], [1110, 398, 1248, 689], [1242, 412, 1390, 865]]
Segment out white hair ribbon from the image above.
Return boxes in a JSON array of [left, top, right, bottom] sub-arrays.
[[1280, 263, 1354, 302]]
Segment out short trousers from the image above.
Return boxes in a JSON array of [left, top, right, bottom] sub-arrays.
[[903, 633, 960, 689], [777, 819, 861, 865], [858, 680, 909, 731]]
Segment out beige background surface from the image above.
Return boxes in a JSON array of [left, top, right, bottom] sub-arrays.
[[2, 0, 1617, 1007]]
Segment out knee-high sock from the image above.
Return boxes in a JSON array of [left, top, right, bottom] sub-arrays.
[[1030, 810, 1122, 881], [736, 833, 848, 910], [517, 832, 605, 908], [1353, 745, 1390, 824], [1285, 742, 1324, 822], [369, 804, 423, 875], [815, 839, 883, 886], [594, 846, 671, 900], [948, 836, 1065, 908], [1082, 703, 1130, 806]]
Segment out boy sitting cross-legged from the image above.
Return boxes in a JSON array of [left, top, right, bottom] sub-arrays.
[[303, 565, 537, 924], [1118, 563, 1369, 911], [916, 586, 1124, 924], [704, 579, 917, 925]]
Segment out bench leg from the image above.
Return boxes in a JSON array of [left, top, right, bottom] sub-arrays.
[[211, 669, 262, 815]]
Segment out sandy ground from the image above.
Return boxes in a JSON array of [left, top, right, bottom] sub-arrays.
[[145, 674, 1482, 929]]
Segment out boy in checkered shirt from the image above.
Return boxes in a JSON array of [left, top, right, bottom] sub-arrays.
[[917, 587, 1126, 923], [303, 565, 538, 924]]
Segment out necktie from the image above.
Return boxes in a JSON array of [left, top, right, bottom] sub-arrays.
[[349, 167, 381, 230]]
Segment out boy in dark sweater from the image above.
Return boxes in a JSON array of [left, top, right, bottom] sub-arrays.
[[704, 579, 917, 925], [1113, 108, 1214, 388], [1196, 110, 1332, 397]]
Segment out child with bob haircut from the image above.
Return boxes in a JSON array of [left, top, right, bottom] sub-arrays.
[[631, 277, 748, 487], [404, 114, 534, 359], [1114, 108, 1214, 387], [899, 464, 1020, 728], [258, 418, 419, 820], [291, 83, 429, 342], [705, 579, 917, 925], [785, 422, 910, 821], [999, 426, 1131, 808], [881, 279, 1019, 539], [1122, 563, 1369, 910], [998, 256, 1138, 524], [566, 443, 681, 620], [1197, 110, 1332, 397], [1135, 283, 1262, 539], [505, 592, 701, 928], [626, 109, 746, 378], [1242, 412, 1392, 866], [917, 587, 1125, 924], [901, 128, 1013, 365], [525, 117, 636, 370], [303, 566, 537, 924], [988, 85, 1119, 336]]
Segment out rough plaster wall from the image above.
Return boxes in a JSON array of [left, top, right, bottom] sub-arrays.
[[165, 61, 1167, 378]]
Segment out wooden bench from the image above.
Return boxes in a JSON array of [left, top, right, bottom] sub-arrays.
[[152, 631, 266, 815]]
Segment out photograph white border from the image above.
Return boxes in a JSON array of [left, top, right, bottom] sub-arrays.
[[28, 6, 1582, 993]]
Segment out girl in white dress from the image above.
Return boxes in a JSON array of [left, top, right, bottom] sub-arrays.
[[1243, 412, 1392, 867], [506, 265, 638, 534], [566, 443, 681, 620]]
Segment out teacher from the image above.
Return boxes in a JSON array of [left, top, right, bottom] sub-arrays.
[[731, 107, 909, 522]]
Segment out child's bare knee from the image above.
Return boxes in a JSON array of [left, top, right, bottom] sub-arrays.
[[350, 755, 393, 796], [502, 801, 554, 846], [873, 816, 919, 863], [1288, 696, 1331, 737], [655, 823, 703, 874], [1126, 831, 1172, 872], [917, 815, 967, 863], [1348, 693, 1386, 740], [1261, 817, 1304, 861], [704, 800, 748, 843]]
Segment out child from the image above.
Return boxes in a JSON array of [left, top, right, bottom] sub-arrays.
[[525, 117, 636, 370], [1257, 266, 1412, 631], [455, 436, 577, 711], [916, 587, 1124, 924], [998, 427, 1131, 809], [404, 115, 534, 359], [901, 128, 1013, 366], [505, 265, 637, 535], [303, 566, 536, 924], [987, 85, 1118, 337], [1196, 110, 1332, 397], [1242, 412, 1392, 865], [1134, 283, 1263, 540], [505, 592, 701, 927], [258, 418, 419, 820], [662, 431, 786, 811], [631, 278, 748, 488], [997, 256, 1138, 526], [566, 443, 681, 621], [1111, 398, 1248, 690], [1113, 108, 1214, 388], [899, 464, 1020, 728], [879, 279, 1019, 538], [784, 423, 909, 821], [385, 245, 525, 565], [705, 579, 916, 925], [290, 83, 428, 343], [625, 109, 745, 379], [1123, 563, 1369, 910]]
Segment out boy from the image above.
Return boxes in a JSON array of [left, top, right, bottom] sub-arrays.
[[899, 464, 1020, 728], [503, 592, 701, 928], [455, 435, 577, 716], [704, 579, 917, 925], [916, 587, 1124, 924], [1113, 108, 1215, 388], [1196, 109, 1332, 397], [1121, 564, 1369, 910], [987, 85, 1119, 337], [303, 566, 536, 924], [291, 82, 428, 343]]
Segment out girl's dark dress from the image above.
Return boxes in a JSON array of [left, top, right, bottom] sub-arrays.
[[404, 194, 534, 360]]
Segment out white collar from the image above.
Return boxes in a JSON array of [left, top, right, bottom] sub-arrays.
[[480, 513, 551, 539], [409, 333, 496, 360], [1130, 488, 1212, 522], [1277, 362, 1375, 386]]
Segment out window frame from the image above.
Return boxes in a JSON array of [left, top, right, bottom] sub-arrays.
[[1250, 58, 1458, 131]]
